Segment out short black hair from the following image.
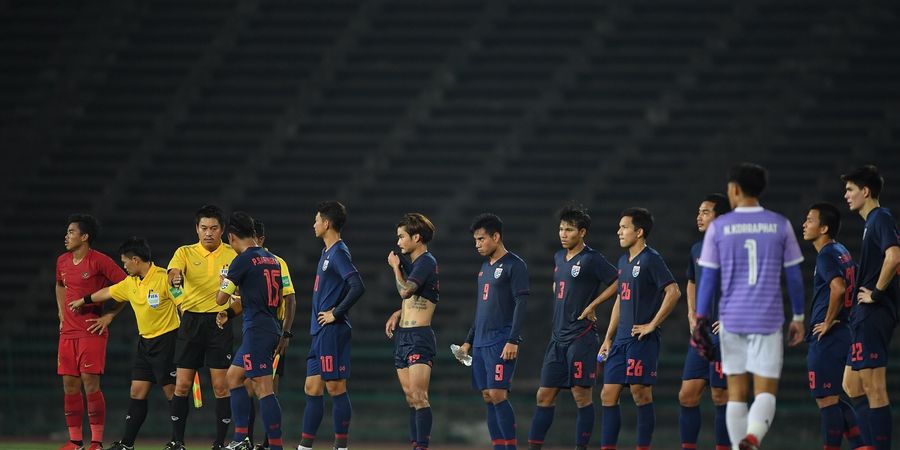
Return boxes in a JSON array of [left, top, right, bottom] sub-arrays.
[[226, 211, 256, 239], [253, 220, 266, 239], [704, 193, 731, 217], [195, 204, 226, 227], [841, 165, 884, 199], [621, 207, 654, 239], [118, 237, 152, 262], [809, 202, 841, 239], [316, 201, 347, 232], [470, 213, 503, 237], [67, 213, 100, 244], [397, 213, 435, 244], [559, 203, 591, 230], [728, 163, 768, 198]]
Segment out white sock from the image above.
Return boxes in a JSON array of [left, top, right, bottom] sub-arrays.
[[747, 392, 776, 443], [726, 401, 749, 447]]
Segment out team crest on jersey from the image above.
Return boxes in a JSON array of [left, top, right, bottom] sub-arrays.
[[82, 272, 90, 279], [494, 267, 503, 279], [632, 265, 641, 277], [571, 265, 581, 277], [322, 259, 330, 271]]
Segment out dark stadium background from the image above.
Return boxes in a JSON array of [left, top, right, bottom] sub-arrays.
[[1, 0, 898, 448]]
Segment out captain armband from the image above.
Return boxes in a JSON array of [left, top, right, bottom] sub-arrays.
[[220, 278, 237, 295]]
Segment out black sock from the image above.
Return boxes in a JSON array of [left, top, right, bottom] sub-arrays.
[[122, 398, 148, 446], [215, 396, 231, 446], [247, 398, 256, 444], [171, 394, 189, 443], [71, 441, 83, 447]]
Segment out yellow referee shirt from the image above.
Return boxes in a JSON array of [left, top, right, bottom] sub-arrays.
[[108, 263, 181, 339], [273, 253, 295, 321], [167, 242, 237, 313]]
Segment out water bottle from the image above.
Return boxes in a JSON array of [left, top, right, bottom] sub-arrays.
[[597, 351, 608, 363], [450, 344, 473, 367]]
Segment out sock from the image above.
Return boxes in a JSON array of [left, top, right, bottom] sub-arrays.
[[819, 404, 843, 448], [409, 407, 417, 448], [838, 397, 865, 448], [679, 405, 701, 448], [64, 393, 84, 443], [487, 403, 504, 450], [601, 405, 621, 448], [746, 393, 776, 444], [86, 390, 105, 444], [726, 401, 748, 447], [493, 400, 517, 449], [171, 394, 189, 443], [852, 396, 873, 445], [332, 392, 351, 449], [259, 394, 283, 450], [575, 404, 594, 448], [247, 398, 256, 444], [714, 404, 730, 448], [415, 407, 432, 449], [527, 405, 554, 448], [869, 405, 892, 449], [301, 395, 324, 447], [121, 398, 148, 446], [229, 387, 250, 442], [216, 396, 231, 446], [636, 402, 655, 448]]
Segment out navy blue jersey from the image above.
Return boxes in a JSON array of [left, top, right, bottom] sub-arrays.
[[403, 251, 439, 303], [855, 207, 899, 320], [687, 241, 720, 321], [311, 240, 358, 335], [806, 242, 855, 341], [615, 246, 676, 342], [471, 252, 530, 347], [552, 246, 618, 342], [227, 247, 282, 334]]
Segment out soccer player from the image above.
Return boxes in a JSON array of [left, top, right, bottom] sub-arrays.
[[216, 220, 297, 450], [166, 205, 238, 450], [841, 165, 898, 450], [678, 194, 731, 450], [56, 214, 127, 450], [691, 163, 807, 450], [300, 201, 365, 450], [599, 207, 681, 450], [215, 212, 288, 450], [454, 213, 529, 450], [526, 205, 618, 450], [68, 237, 181, 450], [383, 213, 439, 450], [801, 203, 868, 450]]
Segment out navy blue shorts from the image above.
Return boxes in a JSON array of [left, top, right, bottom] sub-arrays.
[[539, 332, 600, 388], [808, 324, 850, 397], [603, 334, 659, 386], [394, 326, 436, 369], [471, 341, 517, 391], [681, 337, 726, 389], [847, 306, 896, 370], [233, 329, 279, 378], [306, 324, 351, 380]]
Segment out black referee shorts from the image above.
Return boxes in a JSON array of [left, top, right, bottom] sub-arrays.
[[133, 329, 177, 385], [174, 311, 234, 370]]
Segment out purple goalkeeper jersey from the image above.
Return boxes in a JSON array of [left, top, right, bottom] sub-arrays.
[[698, 206, 804, 334]]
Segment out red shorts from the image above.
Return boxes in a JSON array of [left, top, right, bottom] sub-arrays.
[[58, 336, 107, 376]]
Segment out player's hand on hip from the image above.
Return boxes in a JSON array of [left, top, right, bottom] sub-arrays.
[[68, 299, 84, 312], [811, 320, 833, 341], [86, 315, 112, 335], [387, 251, 401, 269], [787, 320, 804, 347], [577, 306, 596, 322], [215, 311, 228, 329], [317, 309, 336, 325], [857, 287, 875, 304], [632, 323, 655, 340], [501, 342, 518, 360], [385, 310, 400, 338]]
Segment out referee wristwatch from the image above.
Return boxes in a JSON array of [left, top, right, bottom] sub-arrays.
[[282, 330, 294, 339]]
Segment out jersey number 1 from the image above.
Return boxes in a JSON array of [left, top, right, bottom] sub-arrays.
[[744, 239, 758, 286]]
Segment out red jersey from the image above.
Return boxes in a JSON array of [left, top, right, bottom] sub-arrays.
[[56, 249, 126, 338]]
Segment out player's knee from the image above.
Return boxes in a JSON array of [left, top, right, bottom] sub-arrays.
[[62, 377, 81, 394], [630, 385, 652, 405], [571, 388, 592, 408], [304, 379, 324, 396], [535, 389, 555, 407], [815, 396, 839, 409], [600, 385, 620, 406], [481, 391, 492, 403], [325, 380, 347, 396], [411, 389, 430, 408], [81, 375, 101, 394], [710, 388, 728, 405], [487, 389, 507, 404], [678, 385, 701, 407]]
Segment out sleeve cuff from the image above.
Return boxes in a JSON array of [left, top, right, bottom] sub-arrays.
[[783, 257, 804, 267]]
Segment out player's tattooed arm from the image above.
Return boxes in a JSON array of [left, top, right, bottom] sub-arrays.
[[388, 251, 419, 299]]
